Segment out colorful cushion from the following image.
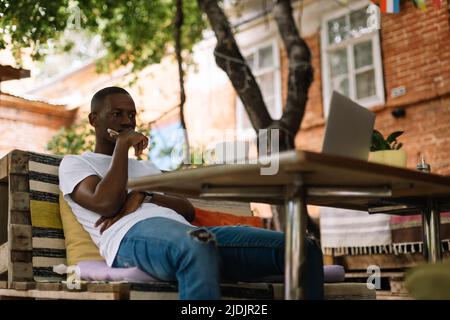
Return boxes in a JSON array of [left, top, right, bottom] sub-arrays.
[[192, 208, 263, 228], [59, 192, 104, 266], [78, 260, 156, 282], [28, 152, 67, 282], [60, 195, 262, 265]]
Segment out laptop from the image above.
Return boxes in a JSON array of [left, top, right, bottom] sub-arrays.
[[322, 91, 376, 160]]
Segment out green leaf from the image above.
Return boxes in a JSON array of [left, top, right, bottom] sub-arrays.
[[371, 130, 404, 151], [386, 131, 404, 144], [371, 130, 390, 151]]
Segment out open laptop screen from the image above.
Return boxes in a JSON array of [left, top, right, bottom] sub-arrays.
[[322, 91, 376, 160]]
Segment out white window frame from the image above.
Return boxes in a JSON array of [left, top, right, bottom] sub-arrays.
[[321, 0, 385, 117], [236, 39, 282, 140]]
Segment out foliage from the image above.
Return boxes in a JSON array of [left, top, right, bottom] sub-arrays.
[[46, 118, 95, 155], [0, 0, 206, 73], [371, 130, 404, 151], [46, 113, 154, 160]]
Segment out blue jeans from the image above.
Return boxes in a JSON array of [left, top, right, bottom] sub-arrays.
[[112, 217, 324, 300]]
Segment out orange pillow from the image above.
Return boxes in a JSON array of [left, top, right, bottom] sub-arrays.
[[191, 208, 263, 228]]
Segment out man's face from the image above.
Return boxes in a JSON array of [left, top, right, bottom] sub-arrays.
[[91, 93, 137, 141]]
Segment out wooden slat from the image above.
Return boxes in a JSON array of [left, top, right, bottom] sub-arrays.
[[11, 281, 36, 291], [8, 224, 32, 251], [9, 192, 30, 211], [9, 174, 29, 193], [10, 250, 32, 263], [9, 210, 31, 225], [0, 288, 121, 300], [87, 283, 130, 293], [8, 262, 33, 284], [0, 243, 8, 274], [36, 282, 62, 291], [63, 282, 88, 292], [0, 183, 7, 244], [0, 153, 8, 182], [9, 150, 28, 175], [4, 151, 33, 287], [340, 252, 450, 271]]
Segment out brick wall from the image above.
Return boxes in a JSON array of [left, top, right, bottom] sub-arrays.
[[0, 93, 77, 158], [288, 2, 450, 174], [0, 119, 57, 157]]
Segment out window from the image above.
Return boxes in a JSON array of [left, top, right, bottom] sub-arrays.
[[149, 121, 185, 171], [321, 2, 384, 116], [236, 40, 282, 139]]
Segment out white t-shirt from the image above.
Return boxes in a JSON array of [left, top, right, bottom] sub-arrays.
[[59, 151, 192, 266]]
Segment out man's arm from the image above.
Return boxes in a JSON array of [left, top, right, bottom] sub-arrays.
[[70, 131, 148, 217], [95, 192, 196, 234], [150, 193, 196, 222]]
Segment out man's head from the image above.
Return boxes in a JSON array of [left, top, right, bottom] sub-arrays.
[[89, 86, 136, 142]]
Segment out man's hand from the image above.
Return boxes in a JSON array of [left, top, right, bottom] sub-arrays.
[[95, 190, 145, 234], [115, 129, 149, 157]]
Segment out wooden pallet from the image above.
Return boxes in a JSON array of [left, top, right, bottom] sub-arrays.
[[0, 281, 129, 300], [0, 150, 33, 287]]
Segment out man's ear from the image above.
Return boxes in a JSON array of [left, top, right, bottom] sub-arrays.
[[88, 112, 97, 127]]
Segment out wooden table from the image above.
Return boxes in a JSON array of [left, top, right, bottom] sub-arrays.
[[128, 150, 450, 300]]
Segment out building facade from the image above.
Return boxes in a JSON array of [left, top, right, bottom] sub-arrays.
[[1, 0, 449, 175]]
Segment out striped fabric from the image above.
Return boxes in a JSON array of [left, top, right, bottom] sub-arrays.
[[28, 152, 66, 282], [320, 207, 392, 256], [390, 213, 450, 254], [321, 207, 450, 257]]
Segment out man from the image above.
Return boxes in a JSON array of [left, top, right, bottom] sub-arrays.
[[59, 86, 324, 300]]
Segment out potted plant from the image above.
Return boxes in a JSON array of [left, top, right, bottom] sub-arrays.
[[368, 130, 407, 167]]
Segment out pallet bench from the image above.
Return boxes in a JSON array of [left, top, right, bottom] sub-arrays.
[[0, 149, 375, 300]]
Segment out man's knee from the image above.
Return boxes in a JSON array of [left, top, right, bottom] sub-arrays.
[[178, 228, 218, 258], [188, 228, 216, 244]]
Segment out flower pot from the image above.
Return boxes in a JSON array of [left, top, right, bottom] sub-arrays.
[[368, 150, 407, 168]]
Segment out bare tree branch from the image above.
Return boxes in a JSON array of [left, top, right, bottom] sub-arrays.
[[197, 0, 272, 130], [174, 0, 190, 162], [273, 0, 313, 148]]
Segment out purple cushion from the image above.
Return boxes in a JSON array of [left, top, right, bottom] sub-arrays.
[[77, 260, 156, 282], [77, 260, 345, 284], [324, 265, 345, 283]]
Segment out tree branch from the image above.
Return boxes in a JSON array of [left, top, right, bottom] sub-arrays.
[[174, 0, 190, 162], [197, 0, 272, 130], [273, 0, 313, 148]]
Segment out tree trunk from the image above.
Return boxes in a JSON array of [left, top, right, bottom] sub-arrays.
[[197, 0, 272, 131], [174, 0, 191, 164], [271, 0, 313, 151], [198, 0, 318, 237]]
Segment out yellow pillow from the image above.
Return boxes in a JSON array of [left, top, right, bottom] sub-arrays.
[[59, 192, 104, 266]]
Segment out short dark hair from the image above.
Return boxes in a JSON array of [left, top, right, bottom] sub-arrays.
[[90, 86, 131, 113]]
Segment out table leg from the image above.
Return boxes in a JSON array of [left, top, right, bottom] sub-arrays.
[[422, 199, 442, 262], [284, 183, 307, 300]]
